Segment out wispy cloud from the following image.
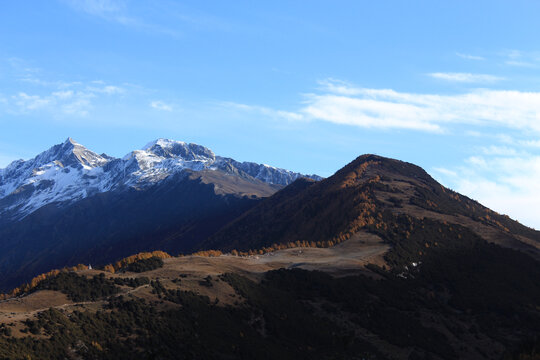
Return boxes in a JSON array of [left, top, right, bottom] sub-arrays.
[[63, 0, 129, 21], [501, 49, 540, 68], [6, 57, 40, 75], [11, 90, 92, 116], [88, 85, 124, 95], [68, 0, 124, 15], [301, 92, 444, 132], [224, 79, 540, 134], [3, 58, 126, 117], [480, 145, 520, 156], [505, 60, 537, 68], [6, 81, 124, 117], [428, 72, 504, 83], [12, 93, 51, 110], [520, 139, 540, 148], [435, 153, 540, 229], [150, 100, 173, 112], [456, 52, 485, 61], [220, 102, 304, 121], [432, 167, 457, 177], [63, 0, 179, 36], [303, 79, 540, 133], [316, 78, 362, 96]]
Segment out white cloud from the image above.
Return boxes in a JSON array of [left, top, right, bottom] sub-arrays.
[[433, 167, 457, 177], [480, 145, 519, 156], [521, 139, 540, 148], [13, 93, 50, 110], [456, 53, 485, 61], [86, 85, 124, 94], [300, 79, 540, 133], [302, 93, 443, 132], [436, 154, 540, 230], [505, 60, 537, 68], [5, 80, 123, 117], [505, 49, 522, 59], [64, 0, 125, 17], [466, 155, 488, 168], [63, 0, 179, 36], [103, 85, 123, 94], [428, 72, 504, 83], [465, 130, 483, 137], [223, 79, 540, 134], [61, 98, 92, 116], [501, 49, 540, 68], [220, 102, 304, 121], [2, 58, 133, 119], [150, 100, 173, 112], [495, 134, 515, 144], [52, 90, 74, 100], [12, 91, 92, 116], [316, 78, 363, 95]]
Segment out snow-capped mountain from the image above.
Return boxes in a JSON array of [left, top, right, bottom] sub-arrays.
[[0, 138, 321, 221]]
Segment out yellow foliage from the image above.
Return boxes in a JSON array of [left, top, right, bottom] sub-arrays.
[[112, 250, 171, 271], [192, 250, 223, 257], [0, 265, 87, 300]]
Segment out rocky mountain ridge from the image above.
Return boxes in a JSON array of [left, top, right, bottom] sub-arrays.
[[0, 138, 321, 221]]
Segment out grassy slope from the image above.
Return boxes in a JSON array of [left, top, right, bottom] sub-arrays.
[[0, 223, 538, 359]]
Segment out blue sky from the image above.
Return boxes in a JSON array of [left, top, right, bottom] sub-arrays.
[[1, 0, 540, 228]]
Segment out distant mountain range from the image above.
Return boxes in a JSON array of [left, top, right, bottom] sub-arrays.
[[0, 138, 321, 222], [0, 138, 320, 290], [0, 149, 538, 359]]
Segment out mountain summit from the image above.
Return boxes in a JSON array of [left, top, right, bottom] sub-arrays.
[[205, 153, 540, 259], [35, 137, 109, 169], [142, 138, 216, 160]]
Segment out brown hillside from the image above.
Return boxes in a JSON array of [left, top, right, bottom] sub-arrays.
[[203, 154, 540, 258]]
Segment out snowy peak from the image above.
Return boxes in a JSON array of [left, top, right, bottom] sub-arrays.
[[121, 139, 217, 183], [0, 138, 108, 195], [0, 138, 112, 219], [34, 138, 109, 170], [144, 139, 216, 161], [0, 138, 321, 220]]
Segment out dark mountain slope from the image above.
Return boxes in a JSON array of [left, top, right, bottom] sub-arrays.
[[204, 154, 540, 258], [0, 170, 276, 292], [0, 231, 538, 359]]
